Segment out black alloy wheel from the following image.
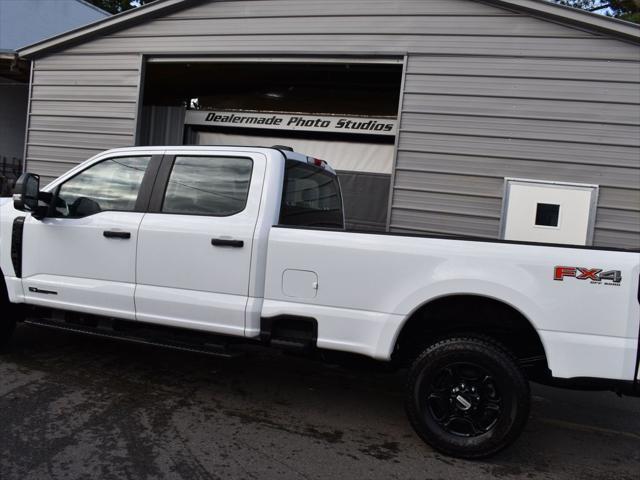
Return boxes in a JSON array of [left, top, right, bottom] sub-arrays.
[[406, 336, 530, 459], [425, 361, 503, 437]]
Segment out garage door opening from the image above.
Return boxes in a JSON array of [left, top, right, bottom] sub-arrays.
[[139, 59, 403, 230]]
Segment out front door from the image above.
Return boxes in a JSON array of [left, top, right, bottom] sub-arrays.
[[21, 154, 157, 319], [135, 152, 265, 336]]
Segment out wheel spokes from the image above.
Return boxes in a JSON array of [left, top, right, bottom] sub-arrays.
[[443, 415, 479, 437], [431, 366, 456, 392], [424, 362, 504, 438], [427, 392, 451, 421]]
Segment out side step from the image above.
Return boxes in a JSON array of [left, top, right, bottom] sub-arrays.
[[24, 315, 243, 359], [261, 315, 318, 352]]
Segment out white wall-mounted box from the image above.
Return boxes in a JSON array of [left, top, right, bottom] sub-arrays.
[[500, 179, 599, 246]]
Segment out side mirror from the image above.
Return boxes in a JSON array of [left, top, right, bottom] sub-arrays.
[[14, 173, 40, 212], [13, 173, 49, 219]]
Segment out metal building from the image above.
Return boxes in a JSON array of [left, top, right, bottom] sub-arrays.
[[0, 0, 108, 193], [16, 0, 640, 248]]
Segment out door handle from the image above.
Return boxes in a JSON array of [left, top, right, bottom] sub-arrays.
[[103, 230, 131, 239], [211, 238, 244, 248], [28, 287, 58, 295]]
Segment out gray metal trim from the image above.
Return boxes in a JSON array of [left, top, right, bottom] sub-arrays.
[[499, 177, 600, 245], [21, 62, 35, 174], [385, 54, 408, 232], [18, 0, 198, 58], [133, 54, 146, 146], [481, 0, 640, 43], [588, 186, 601, 245], [16, 0, 640, 59], [147, 55, 404, 64]]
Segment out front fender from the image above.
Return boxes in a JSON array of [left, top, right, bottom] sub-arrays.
[[0, 200, 24, 280]]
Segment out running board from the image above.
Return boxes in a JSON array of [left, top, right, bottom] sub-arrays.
[[24, 316, 243, 359]]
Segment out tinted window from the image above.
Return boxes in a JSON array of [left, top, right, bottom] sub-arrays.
[[162, 156, 253, 216], [55, 156, 151, 218], [279, 161, 344, 228]]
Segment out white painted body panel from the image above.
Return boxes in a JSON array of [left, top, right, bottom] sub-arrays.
[[261, 299, 404, 358], [0, 147, 165, 306], [21, 211, 145, 318], [134, 150, 268, 334], [1, 146, 639, 385], [263, 227, 640, 379], [22, 275, 136, 320], [134, 284, 248, 336], [263, 227, 640, 380]]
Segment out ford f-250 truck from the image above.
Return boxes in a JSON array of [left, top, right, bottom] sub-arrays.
[[1, 146, 639, 458]]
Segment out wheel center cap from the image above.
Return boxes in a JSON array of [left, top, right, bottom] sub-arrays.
[[455, 394, 472, 411]]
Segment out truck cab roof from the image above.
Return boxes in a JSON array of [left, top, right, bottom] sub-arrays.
[[100, 145, 337, 175]]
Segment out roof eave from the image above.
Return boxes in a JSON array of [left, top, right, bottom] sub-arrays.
[[483, 0, 640, 43], [18, 0, 196, 58], [16, 0, 640, 59]]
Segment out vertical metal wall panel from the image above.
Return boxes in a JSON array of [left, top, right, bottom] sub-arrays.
[[394, 51, 640, 249], [22, 0, 640, 248], [24, 53, 141, 181], [138, 106, 186, 146]]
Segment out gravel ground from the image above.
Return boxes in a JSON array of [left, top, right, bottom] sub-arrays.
[[1, 323, 639, 480]]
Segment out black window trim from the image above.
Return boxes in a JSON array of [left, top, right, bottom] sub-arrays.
[[278, 159, 344, 230], [148, 154, 255, 218], [48, 154, 162, 219]]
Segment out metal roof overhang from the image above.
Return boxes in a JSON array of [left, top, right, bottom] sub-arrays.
[[483, 0, 640, 42], [18, 0, 198, 58], [16, 0, 640, 59]]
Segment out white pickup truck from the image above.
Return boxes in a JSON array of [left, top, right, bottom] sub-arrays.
[[1, 146, 639, 458]]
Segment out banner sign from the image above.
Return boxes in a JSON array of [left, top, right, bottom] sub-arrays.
[[185, 110, 397, 136]]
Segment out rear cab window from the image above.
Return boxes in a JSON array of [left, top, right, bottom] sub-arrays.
[[279, 160, 344, 229]]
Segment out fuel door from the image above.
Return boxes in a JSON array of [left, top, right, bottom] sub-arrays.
[[282, 269, 318, 299]]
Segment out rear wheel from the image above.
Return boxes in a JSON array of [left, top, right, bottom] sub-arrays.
[[405, 336, 530, 459]]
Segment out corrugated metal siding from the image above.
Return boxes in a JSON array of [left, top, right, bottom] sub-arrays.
[[395, 53, 640, 249], [26, 53, 140, 184], [61, 35, 640, 59], [23, 0, 640, 248]]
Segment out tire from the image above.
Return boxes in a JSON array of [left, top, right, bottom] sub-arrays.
[[405, 336, 530, 459], [0, 279, 18, 348]]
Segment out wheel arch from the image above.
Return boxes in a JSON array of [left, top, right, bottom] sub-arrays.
[[391, 293, 551, 379]]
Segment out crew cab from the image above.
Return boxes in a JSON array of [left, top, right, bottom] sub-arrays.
[[1, 146, 639, 458]]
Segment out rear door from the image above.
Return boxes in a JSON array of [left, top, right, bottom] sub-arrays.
[[134, 151, 266, 336], [21, 153, 161, 319]]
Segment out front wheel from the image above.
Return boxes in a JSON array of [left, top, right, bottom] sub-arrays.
[[0, 283, 18, 349], [0, 317, 16, 348], [405, 336, 530, 459]]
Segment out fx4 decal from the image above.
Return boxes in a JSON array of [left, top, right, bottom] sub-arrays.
[[554, 266, 622, 284]]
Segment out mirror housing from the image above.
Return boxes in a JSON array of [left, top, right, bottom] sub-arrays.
[[13, 173, 47, 219]]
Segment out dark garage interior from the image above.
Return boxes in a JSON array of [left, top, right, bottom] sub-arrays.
[[139, 60, 404, 230]]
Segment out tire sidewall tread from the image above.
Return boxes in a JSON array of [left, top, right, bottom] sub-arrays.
[[0, 277, 17, 348], [406, 336, 530, 459]]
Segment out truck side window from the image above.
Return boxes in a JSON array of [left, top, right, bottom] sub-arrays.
[[162, 156, 253, 216], [279, 160, 344, 229], [54, 156, 151, 218]]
